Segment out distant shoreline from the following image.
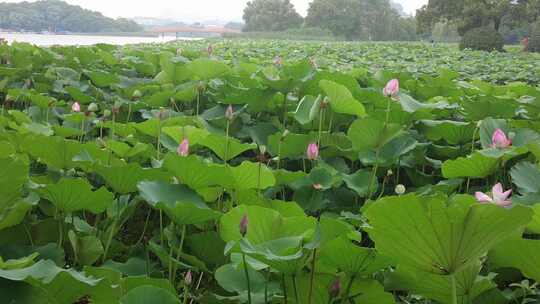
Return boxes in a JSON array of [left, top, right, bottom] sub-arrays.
[[0, 31, 161, 38]]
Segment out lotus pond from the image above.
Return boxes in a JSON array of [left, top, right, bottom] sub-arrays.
[[1, 40, 540, 304]]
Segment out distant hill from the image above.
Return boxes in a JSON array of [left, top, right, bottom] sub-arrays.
[[0, 0, 143, 33]]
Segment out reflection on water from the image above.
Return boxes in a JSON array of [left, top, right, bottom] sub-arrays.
[[0, 33, 199, 46]]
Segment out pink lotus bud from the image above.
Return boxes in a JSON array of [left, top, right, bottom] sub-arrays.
[[207, 44, 213, 56], [184, 270, 192, 285], [491, 129, 511, 148], [225, 105, 234, 121], [274, 56, 283, 66], [313, 183, 323, 190], [329, 277, 341, 299], [239, 214, 248, 237], [72, 102, 81, 112], [177, 138, 189, 157], [306, 143, 319, 160], [383, 79, 399, 97]]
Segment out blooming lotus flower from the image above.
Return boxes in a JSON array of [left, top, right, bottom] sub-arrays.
[[491, 129, 512, 148], [274, 56, 283, 66], [177, 138, 189, 157], [475, 183, 512, 207], [225, 104, 234, 121], [239, 214, 248, 237], [383, 79, 399, 97], [184, 270, 192, 285], [306, 143, 319, 160], [72, 102, 81, 112]]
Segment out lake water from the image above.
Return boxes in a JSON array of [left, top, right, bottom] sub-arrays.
[[0, 33, 199, 46]]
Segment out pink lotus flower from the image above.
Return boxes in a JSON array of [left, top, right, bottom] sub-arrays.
[[274, 56, 283, 66], [491, 129, 512, 148], [207, 44, 213, 56], [383, 79, 399, 97], [475, 183, 512, 207], [239, 214, 248, 237], [306, 143, 319, 160], [313, 183, 323, 190], [177, 138, 189, 157], [329, 277, 341, 299], [225, 104, 234, 121], [72, 102, 81, 112], [184, 270, 192, 285]]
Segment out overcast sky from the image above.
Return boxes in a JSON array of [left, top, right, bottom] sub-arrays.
[[3, 0, 428, 21]]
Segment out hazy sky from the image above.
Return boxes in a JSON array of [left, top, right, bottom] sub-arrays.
[[3, 0, 428, 20]]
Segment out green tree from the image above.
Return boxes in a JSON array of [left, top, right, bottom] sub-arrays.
[[242, 0, 303, 32], [306, 0, 417, 41], [417, 0, 537, 35]]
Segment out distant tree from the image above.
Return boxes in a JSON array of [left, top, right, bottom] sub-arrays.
[[306, 0, 417, 41], [417, 0, 539, 36], [0, 0, 142, 32], [242, 0, 303, 32]]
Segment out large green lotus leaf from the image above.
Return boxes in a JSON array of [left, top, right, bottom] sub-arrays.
[[343, 169, 377, 197], [21, 135, 81, 170], [267, 132, 314, 158], [138, 180, 220, 225], [162, 125, 209, 146], [199, 134, 256, 161], [119, 285, 180, 304], [187, 231, 228, 269], [81, 267, 122, 304], [143, 89, 175, 107], [319, 80, 366, 117], [230, 161, 275, 190], [86, 70, 119, 87], [0, 259, 100, 304], [294, 95, 321, 125], [239, 237, 304, 274], [220, 205, 316, 245], [68, 233, 104, 266], [389, 262, 495, 304], [358, 133, 417, 166], [0, 156, 28, 203], [490, 238, 540, 282], [365, 194, 532, 274], [419, 120, 476, 145], [398, 93, 448, 113], [510, 161, 540, 194], [94, 162, 170, 194], [347, 118, 402, 152], [462, 96, 518, 120], [442, 152, 499, 178], [163, 154, 233, 189], [318, 236, 391, 276], [37, 178, 114, 214], [188, 58, 231, 79]]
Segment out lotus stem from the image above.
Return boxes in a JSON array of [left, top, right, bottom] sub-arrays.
[[242, 253, 252, 304], [102, 218, 117, 263], [368, 97, 392, 198], [318, 107, 324, 146], [172, 225, 187, 284], [225, 120, 230, 165], [160, 210, 164, 245], [466, 124, 480, 193], [292, 275, 300, 304], [342, 274, 356, 304], [308, 249, 317, 304], [168, 223, 176, 283], [282, 274, 288, 304], [450, 274, 458, 304], [196, 91, 200, 116], [157, 117, 162, 160]]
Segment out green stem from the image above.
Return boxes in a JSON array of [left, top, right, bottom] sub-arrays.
[[243, 253, 252, 304], [168, 223, 176, 283], [368, 97, 392, 198], [127, 103, 132, 123], [183, 286, 189, 304], [342, 275, 356, 304], [172, 225, 187, 285], [160, 210, 164, 245], [57, 213, 63, 249], [282, 274, 288, 304], [466, 124, 480, 193], [292, 275, 300, 304], [157, 118, 162, 160], [451, 274, 458, 304], [196, 91, 200, 116], [308, 249, 317, 304], [317, 107, 324, 146], [225, 121, 230, 165]]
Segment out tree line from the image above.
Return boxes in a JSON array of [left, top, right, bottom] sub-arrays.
[[242, 0, 418, 41], [0, 0, 142, 33]]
